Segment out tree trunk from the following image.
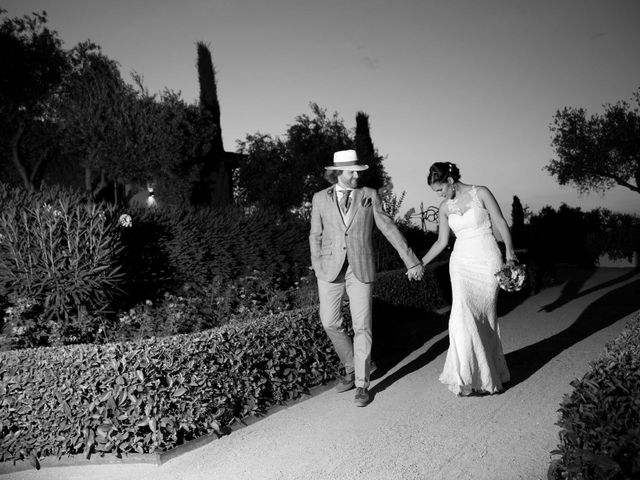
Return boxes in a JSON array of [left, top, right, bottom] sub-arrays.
[[84, 164, 93, 193], [9, 122, 34, 192]]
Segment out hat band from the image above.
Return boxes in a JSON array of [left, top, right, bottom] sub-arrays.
[[334, 160, 361, 167]]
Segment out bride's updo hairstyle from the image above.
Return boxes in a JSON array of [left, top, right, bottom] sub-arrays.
[[427, 162, 461, 185]]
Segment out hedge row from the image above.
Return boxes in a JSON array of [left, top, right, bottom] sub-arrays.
[[374, 260, 450, 310], [550, 312, 640, 480], [120, 205, 311, 300], [0, 266, 451, 465], [0, 306, 341, 464]]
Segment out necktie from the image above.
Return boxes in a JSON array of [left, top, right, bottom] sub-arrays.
[[340, 189, 351, 214]]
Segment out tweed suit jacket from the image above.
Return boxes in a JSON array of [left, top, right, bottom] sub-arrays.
[[309, 185, 419, 283]]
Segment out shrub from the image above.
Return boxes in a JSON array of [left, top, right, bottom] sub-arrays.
[[549, 313, 640, 480], [107, 270, 306, 343], [0, 184, 127, 347], [119, 204, 311, 302], [0, 306, 341, 464], [584, 209, 640, 263], [373, 222, 437, 272], [524, 205, 640, 268], [373, 262, 450, 310]]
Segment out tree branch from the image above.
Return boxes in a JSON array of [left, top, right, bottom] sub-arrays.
[[9, 122, 34, 192]]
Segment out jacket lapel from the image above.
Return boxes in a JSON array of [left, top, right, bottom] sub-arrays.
[[344, 188, 361, 230], [326, 187, 346, 229]]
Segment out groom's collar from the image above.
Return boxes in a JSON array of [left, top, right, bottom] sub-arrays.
[[328, 185, 357, 197]]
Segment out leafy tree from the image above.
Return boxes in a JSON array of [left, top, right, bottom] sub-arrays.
[[0, 9, 69, 191], [354, 111, 390, 190], [547, 88, 640, 195], [233, 133, 288, 206], [54, 43, 212, 204], [235, 103, 352, 209], [151, 90, 217, 206], [528, 203, 594, 266], [53, 42, 130, 196], [194, 41, 234, 206], [510, 195, 529, 248], [286, 103, 353, 202]]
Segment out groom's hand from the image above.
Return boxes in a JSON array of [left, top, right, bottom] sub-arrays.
[[406, 264, 424, 281]]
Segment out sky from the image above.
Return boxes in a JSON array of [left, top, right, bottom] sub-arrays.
[[5, 0, 640, 221]]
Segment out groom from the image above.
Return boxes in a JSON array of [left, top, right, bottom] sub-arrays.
[[309, 149, 423, 407]]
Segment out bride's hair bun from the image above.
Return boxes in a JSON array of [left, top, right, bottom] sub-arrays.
[[428, 162, 461, 185]]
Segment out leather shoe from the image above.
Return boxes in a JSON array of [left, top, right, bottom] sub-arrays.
[[335, 373, 355, 393], [354, 387, 370, 407]]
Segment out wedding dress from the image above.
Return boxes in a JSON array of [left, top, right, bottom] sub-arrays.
[[439, 186, 510, 395]]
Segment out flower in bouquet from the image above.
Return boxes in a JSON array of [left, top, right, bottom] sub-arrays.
[[495, 262, 526, 292]]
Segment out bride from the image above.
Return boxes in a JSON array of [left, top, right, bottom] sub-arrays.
[[420, 162, 515, 395]]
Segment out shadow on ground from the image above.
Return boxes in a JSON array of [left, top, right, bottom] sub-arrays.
[[505, 275, 640, 390], [369, 300, 450, 397], [537, 267, 638, 312]]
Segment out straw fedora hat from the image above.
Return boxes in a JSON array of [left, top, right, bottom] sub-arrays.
[[325, 149, 369, 171]]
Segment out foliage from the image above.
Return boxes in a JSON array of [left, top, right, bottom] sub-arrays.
[[0, 259, 456, 463], [354, 111, 390, 190], [527, 204, 597, 267], [373, 264, 450, 311], [119, 204, 311, 302], [548, 87, 640, 195], [510, 195, 529, 249], [0, 9, 69, 191], [233, 133, 290, 207], [196, 41, 223, 156], [110, 294, 214, 343], [373, 220, 437, 273], [550, 313, 640, 480], [108, 270, 314, 344], [235, 103, 353, 209], [54, 43, 213, 203], [584, 209, 640, 263], [0, 184, 126, 346], [192, 41, 233, 207], [0, 306, 342, 463], [524, 204, 640, 268]]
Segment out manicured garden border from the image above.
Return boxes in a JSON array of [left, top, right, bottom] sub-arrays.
[[1, 265, 452, 472]]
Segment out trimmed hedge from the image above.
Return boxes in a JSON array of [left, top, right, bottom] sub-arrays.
[[120, 205, 311, 302], [549, 313, 640, 480], [374, 260, 450, 310], [0, 306, 341, 463], [0, 266, 451, 465]]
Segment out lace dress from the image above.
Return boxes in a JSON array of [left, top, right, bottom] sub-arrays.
[[440, 186, 510, 395]]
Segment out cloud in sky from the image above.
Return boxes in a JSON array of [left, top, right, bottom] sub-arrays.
[[361, 56, 380, 70], [589, 32, 608, 41]]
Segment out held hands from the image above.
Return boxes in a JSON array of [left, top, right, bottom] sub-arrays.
[[406, 263, 424, 282]]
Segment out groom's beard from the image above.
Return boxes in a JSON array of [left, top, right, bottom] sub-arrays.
[[346, 178, 359, 189]]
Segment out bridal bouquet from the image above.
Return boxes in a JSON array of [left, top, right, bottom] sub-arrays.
[[495, 261, 527, 292]]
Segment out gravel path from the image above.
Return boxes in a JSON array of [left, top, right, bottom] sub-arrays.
[[3, 267, 639, 480]]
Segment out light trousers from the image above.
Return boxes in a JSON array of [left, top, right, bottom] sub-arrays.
[[317, 262, 373, 388]]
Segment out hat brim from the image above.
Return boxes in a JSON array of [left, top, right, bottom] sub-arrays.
[[325, 165, 369, 171]]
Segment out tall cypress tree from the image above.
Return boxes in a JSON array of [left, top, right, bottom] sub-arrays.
[[511, 195, 526, 248], [354, 111, 389, 190], [194, 41, 233, 205]]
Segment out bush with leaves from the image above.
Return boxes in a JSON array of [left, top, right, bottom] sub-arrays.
[[549, 313, 640, 480], [0, 184, 127, 347], [584, 209, 640, 263], [0, 306, 341, 465], [120, 204, 310, 302]]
